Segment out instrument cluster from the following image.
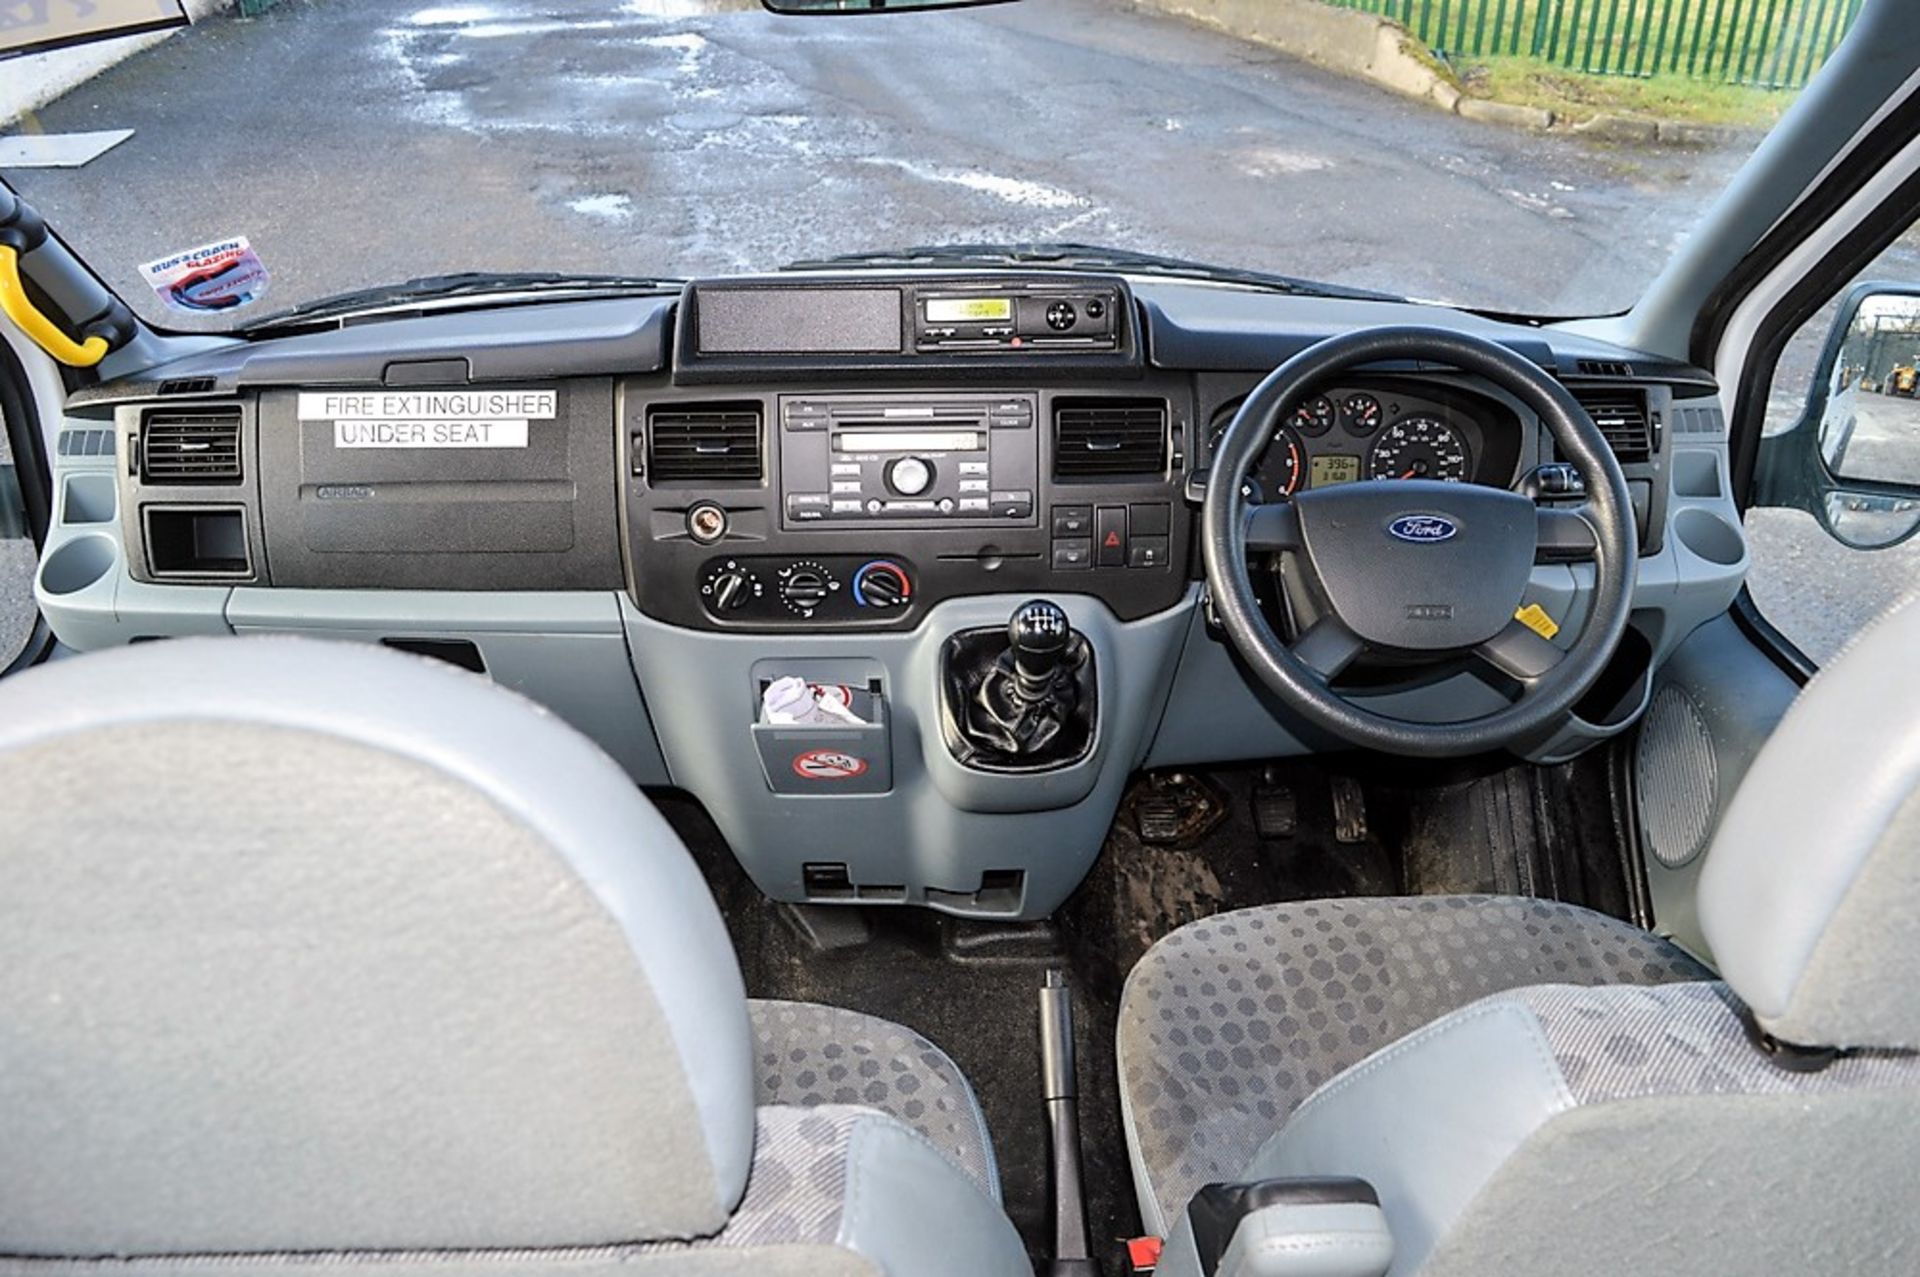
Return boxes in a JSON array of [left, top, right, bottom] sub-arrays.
[[1208, 381, 1514, 500]]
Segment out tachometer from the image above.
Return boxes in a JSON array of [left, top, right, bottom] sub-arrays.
[[1288, 395, 1337, 437], [1368, 416, 1469, 482], [1211, 416, 1304, 498]]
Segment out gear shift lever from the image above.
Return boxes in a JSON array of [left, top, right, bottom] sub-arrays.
[[1010, 599, 1074, 701], [943, 599, 1097, 771]]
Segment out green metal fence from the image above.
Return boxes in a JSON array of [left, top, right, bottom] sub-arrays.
[[1325, 0, 1863, 88]]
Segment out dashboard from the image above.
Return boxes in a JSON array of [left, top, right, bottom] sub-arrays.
[[64, 273, 1684, 637], [38, 269, 1745, 918]]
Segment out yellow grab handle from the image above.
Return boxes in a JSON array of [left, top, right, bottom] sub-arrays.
[[0, 244, 110, 368]]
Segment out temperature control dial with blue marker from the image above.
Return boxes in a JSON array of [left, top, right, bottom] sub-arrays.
[[852, 560, 913, 609]]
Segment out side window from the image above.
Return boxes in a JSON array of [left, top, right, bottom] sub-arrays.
[[0, 411, 37, 669], [1746, 226, 1920, 664]]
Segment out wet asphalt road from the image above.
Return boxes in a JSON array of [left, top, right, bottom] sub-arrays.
[[0, 0, 1904, 666], [4, 0, 1751, 324]]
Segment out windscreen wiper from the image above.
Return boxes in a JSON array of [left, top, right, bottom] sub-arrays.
[[786, 242, 1402, 302], [244, 271, 683, 332]]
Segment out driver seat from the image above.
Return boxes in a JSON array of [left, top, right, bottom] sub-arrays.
[[1118, 599, 1920, 1275], [0, 638, 1028, 1277]]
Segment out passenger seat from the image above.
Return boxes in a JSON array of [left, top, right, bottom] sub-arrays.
[[0, 637, 1025, 1276]]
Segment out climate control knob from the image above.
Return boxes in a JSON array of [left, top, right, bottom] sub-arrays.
[[701, 562, 761, 614], [853, 560, 913, 609], [886, 456, 934, 497], [777, 562, 837, 618]]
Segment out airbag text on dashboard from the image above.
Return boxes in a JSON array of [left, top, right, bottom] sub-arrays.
[[297, 389, 555, 449]]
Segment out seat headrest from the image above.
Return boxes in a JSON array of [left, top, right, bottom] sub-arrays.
[[0, 638, 755, 1256], [1699, 597, 1920, 1049]]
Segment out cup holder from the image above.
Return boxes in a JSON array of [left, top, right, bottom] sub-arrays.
[[1674, 508, 1745, 567], [39, 535, 117, 596], [1671, 452, 1724, 499]]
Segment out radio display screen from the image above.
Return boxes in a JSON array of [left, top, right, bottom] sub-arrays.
[[925, 297, 1013, 323], [1310, 455, 1361, 488]]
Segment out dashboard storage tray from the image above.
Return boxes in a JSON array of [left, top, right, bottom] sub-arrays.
[[752, 683, 891, 796]]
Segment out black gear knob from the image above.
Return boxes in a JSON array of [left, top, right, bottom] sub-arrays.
[[1008, 599, 1073, 692]]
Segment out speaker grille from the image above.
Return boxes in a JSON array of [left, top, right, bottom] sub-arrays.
[[1636, 684, 1718, 870]]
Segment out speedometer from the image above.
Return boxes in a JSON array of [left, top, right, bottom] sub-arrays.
[[1368, 416, 1469, 483]]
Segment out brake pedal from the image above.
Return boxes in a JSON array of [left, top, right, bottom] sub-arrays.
[[1251, 776, 1296, 840], [1330, 776, 1369, 845]]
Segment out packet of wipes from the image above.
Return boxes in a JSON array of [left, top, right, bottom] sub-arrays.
[[759, 676, 868, 726]]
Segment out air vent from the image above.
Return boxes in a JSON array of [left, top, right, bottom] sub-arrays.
[[1053, 398, 1169, 479], [140, 406, 242, 483], [158, 376, 219, 397], [1575, 390, 1654, 462], [646, 402, 763, 482], [1576, 358, 1633, 378]]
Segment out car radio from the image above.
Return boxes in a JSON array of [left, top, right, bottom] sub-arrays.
[[778, 392, 1041, 529], [913, 284, 1120, 352]]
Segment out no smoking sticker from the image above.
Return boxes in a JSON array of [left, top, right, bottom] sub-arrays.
[[791, 749, 870, 781]]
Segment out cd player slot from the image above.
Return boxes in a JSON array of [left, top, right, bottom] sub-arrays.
[[835, 430, 983, 453]]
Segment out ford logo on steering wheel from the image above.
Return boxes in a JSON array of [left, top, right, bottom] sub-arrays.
[[1388, 514, 1458, 544]]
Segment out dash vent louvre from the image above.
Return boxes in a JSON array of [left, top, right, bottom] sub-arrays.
[[646, 402, 764, 482], [140, 406, 243, 483], [1053, 398, 1169, 479], [1575, 358, 1634, 378], [1574, 390, 1654, 461]]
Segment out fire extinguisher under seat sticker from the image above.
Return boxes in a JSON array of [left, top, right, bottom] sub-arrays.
[[296, 389, 555, 449]]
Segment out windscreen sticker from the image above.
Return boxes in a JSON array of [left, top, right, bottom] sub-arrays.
[[298, 390, 556, 450], [139, 237, 270, 314]]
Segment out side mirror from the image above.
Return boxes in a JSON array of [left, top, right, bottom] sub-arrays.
[[760, 0, 1014, 12], [1755, 281, 1920, 549]]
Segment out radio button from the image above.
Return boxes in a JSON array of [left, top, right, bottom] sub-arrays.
[[887, 455, 935, 497], [991, 489, 1034, 519], [958, 497, 990, 513], [958, 478, 989, 494], [786, 493, 830, 521], [1052, 505, 1093, 537], [830, 462, 862, 477], [959, 460, 989, 476], [831, 499, 863, 514]]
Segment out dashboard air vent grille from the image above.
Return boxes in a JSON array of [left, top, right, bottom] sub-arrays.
[[647, 402, 763, 482], [1053, 398, 1168, 479], [1575, 390, 1654, 461], [158, 376, 219, 397], [1576, 359, 1633, 378], [140, 406, 242, 483]]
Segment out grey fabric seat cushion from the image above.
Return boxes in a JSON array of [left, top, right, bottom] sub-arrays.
[[1117, 895, 1710, 1232], [750, 1000, 999, 1201]]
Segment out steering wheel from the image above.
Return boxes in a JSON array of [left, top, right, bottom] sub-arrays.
[[1202, 326, 1637, 757]]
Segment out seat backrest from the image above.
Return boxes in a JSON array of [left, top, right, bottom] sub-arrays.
[[0, 638, 756, 1258], [1233, 598, 1920, 1275]]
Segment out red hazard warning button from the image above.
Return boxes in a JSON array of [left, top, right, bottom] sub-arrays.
[[1095, 505, 1128, 567]]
